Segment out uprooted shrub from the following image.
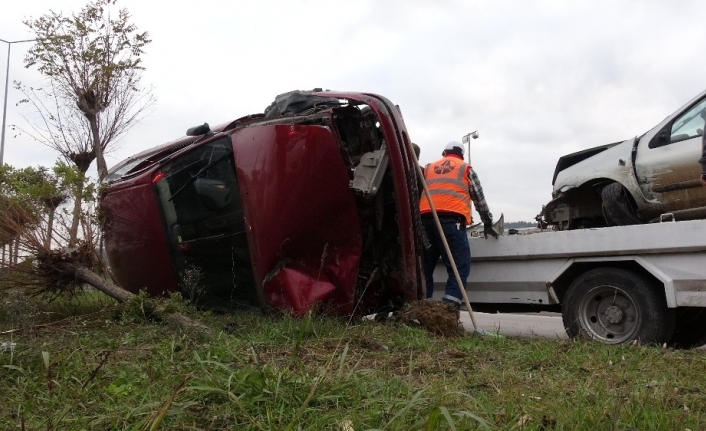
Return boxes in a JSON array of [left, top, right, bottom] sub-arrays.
[[0, 197, 213, 336]]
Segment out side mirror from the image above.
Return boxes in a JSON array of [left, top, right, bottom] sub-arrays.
[[186, 123, 212, 136]]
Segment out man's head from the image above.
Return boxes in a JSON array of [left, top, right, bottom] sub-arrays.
[[442, 141, 464, 157]]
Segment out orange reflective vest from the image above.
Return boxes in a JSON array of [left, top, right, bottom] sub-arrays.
[[419, 155, 472, 224]]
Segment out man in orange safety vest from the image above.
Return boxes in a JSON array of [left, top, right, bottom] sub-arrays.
[[419, 141, 499, 310]]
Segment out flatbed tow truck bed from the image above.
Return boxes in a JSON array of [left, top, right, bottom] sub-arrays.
[[432, 219, 706, 347]]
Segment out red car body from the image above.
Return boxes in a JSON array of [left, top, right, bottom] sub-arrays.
[[100, 90, 423, 316]]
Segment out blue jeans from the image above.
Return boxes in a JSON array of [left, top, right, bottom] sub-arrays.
[[422, 216, 471, 305]]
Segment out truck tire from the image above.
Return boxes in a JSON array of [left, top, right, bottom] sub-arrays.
[[601, 183, 641, 226], [562, 268, 675, 345], [669, 307, 706, 349]]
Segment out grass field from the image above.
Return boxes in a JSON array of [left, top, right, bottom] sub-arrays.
[[1, 292, 705, 430]]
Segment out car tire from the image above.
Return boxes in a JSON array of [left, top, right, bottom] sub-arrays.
[[601, 182, 641, 226], [669, 307, 706, 349], [562, 268, 675, 345]]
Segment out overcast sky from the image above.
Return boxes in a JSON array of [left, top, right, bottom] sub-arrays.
[[2, 0, 705, 222]]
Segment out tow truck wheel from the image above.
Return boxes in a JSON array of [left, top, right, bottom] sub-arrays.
[[563, 268, 675, 345]]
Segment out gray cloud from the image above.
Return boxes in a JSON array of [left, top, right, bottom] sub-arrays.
[[2, 0, 705, 222]]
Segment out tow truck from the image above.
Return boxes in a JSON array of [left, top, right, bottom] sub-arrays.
[[432, 217, 706, 347]]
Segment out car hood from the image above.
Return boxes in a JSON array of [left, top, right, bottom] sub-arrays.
[[552, 141, 624, 185], [553, 138, 635, 192]]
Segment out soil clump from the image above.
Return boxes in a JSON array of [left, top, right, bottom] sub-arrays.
[[388, 300, 463, 337]]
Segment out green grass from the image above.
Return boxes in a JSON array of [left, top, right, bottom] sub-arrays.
[[1, 292, 705, 430]]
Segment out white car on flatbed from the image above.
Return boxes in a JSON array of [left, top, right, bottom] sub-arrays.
[[541, 88, 706, 230]]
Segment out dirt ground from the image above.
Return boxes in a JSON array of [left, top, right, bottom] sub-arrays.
[[384, 300, 463, 337]]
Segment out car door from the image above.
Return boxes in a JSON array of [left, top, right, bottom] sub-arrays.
[[634, 96, 706, 219]]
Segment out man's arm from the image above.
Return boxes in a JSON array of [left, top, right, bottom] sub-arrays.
[[467, 167, 493, 226]]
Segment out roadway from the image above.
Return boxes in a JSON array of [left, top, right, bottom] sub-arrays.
[[460, 311, 568, 339], [462, 311, 706, 349]]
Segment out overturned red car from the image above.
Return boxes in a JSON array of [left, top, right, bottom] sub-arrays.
[[100, 90, 424, 316]]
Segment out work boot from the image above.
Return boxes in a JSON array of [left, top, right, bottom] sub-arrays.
[[442, 298, 461, 320]]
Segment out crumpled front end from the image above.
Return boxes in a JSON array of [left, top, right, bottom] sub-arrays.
[[232, 124, 363, 315], [541, 139, 634, 230], [230, 91, 423, 316]]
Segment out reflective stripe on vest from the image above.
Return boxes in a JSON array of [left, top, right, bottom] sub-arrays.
[[419, 156, 472, 224]]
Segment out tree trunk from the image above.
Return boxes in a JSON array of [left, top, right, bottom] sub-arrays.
[[45, 208, 55, 250], [12, 238, 18, 265], [69, 179, 84, 247], [54, 262, 213, 336], [88, 114, 108, 181]]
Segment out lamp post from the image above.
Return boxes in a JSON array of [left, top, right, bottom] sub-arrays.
[[0, 38, 35, 166], [461, 130, 479, 165]]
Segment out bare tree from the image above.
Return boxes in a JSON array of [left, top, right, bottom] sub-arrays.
[[25, 0, 152, 180], [22, 0, 153, 181]]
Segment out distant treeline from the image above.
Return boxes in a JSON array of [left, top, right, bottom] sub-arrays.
[[505, 221, 537, 229]]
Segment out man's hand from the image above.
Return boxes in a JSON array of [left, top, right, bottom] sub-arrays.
[[700, 174, 706, 188], [484, 223, 499, 239]]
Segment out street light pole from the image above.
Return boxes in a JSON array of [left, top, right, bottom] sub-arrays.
[[0, 38, 35, 166], [461, 130, 479, 165]]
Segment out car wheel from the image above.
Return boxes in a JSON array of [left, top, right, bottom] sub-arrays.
[[562, 268, 675, 345], [601, 182, 641, 226], [669, 307, 706, 349]]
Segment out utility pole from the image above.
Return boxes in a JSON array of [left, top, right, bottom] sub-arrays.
[[0, 38, 35, 166]]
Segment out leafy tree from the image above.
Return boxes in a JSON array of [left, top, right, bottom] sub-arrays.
[[0, 164, 70, 265], [16, 0, 153, 243], [0, 165, 211, 333], [2, 164, 76, 242]]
